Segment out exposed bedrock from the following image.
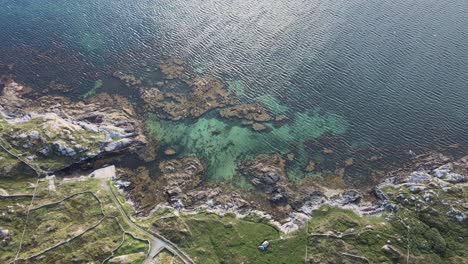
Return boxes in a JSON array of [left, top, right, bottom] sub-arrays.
[[240, 154, 293, 205], [160, 156, 204, 198], [113, 151, 467, 235], [0, 78, 147, 174]]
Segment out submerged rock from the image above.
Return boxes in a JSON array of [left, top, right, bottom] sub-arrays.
[[141, 76, 231, 120], [219, 104, 272, 122], [344, 158, 354, 167], [112, 71, 143, 87], [159, 57, 186, 80], [305, 160, 316, 172], [115, 56, 233, 121], [252, 123, 267, 132], [47, 81, 72, 92], [274, 114, 288, 122], [164, 147, 177, 156]]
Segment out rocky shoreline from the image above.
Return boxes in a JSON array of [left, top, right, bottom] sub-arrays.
[[0, 77, 147, 175], [114, 152, 466, 234], [1, 74, 466, 238]]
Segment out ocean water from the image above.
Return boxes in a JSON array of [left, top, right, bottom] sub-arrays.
[[1, 0, 467, 187]]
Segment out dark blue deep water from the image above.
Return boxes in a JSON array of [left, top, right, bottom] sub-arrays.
[[1, 0, 467, 185]]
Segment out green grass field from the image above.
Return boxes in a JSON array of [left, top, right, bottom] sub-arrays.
[[2, 159, 466, 264], [0, 175, 149, 264]]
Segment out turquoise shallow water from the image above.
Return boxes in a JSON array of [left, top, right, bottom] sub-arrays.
[[0, 0, 467, 185], [146, 109, 348, 182]]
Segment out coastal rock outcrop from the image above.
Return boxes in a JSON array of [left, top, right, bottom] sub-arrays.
[[0, 78, 146, 174], [240, 154, 292, 204], [113, 150, 467, 239], [160, 156, 204, 197], [115, 157, 204, 212]]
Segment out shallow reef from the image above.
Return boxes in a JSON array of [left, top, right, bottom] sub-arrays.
[[141, 76, 232, 120], [114, 57, 233, 120], [146, 108, 348, 182], [226, 79, 247, 98], [219, 104, 273, 122], [219, 103, 277, 131], [256, 94, 289, 115], [113, 56, 349, 182]]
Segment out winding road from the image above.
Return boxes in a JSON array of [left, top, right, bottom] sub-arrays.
[[93, 166, 193, 264]]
